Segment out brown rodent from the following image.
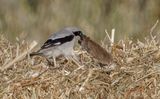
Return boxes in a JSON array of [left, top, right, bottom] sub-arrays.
[[78, 35, 113, 65]]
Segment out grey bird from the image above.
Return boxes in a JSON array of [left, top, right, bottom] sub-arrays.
[[30, 27, 84, 67]]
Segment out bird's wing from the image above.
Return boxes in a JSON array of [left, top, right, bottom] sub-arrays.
[[49, 29, 73, 40], [41, 35, 74, 49]]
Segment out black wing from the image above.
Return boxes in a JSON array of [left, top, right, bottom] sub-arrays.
[[41, 35, 74, 49]]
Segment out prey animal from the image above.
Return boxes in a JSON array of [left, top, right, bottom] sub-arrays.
[[78, 35, 113, 66], [30, 27, 84, 67]]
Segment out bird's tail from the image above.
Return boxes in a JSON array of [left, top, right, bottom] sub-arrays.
[[30, 51, 43, 57]]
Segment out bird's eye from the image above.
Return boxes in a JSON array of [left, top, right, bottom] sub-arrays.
[[73, 31, 81, 36]]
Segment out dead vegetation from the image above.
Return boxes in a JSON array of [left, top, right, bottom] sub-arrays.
[[0, 32, 160, 99]]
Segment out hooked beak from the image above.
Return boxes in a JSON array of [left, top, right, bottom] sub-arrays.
[[78, 40, 82, 45]]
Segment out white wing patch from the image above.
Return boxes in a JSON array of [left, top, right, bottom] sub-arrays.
[[53, 42, 61, 46]]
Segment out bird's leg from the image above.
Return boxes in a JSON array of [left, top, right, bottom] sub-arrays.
[[72, 55, 82, 66], [46, 57, 57, 67], [46, 58, 53, 66], [53, 58, 57, 67]]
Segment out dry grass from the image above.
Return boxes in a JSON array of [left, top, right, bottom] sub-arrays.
[[0, 34, 160, 99]]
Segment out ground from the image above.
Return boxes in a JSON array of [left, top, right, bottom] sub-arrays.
[[0, 35, 160, 99]]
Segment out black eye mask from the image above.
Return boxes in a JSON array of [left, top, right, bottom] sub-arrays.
[[73, 31, 83, 40]]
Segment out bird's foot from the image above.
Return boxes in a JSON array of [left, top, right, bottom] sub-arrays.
[[46, 58, 55, 67]]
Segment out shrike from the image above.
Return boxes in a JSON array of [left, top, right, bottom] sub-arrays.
[[30, 27, 84, 67]]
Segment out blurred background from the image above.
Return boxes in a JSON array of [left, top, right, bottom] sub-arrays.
[[0, 0, 160, 44]]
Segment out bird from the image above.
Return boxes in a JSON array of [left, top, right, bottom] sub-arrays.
[[78, 34, 113, 66], [30, 27, 84, 67]]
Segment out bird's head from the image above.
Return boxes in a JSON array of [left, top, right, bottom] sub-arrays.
[[65, 27, 84, 41]]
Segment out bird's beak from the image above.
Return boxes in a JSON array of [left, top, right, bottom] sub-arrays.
[[78, 40, 82, 45]]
